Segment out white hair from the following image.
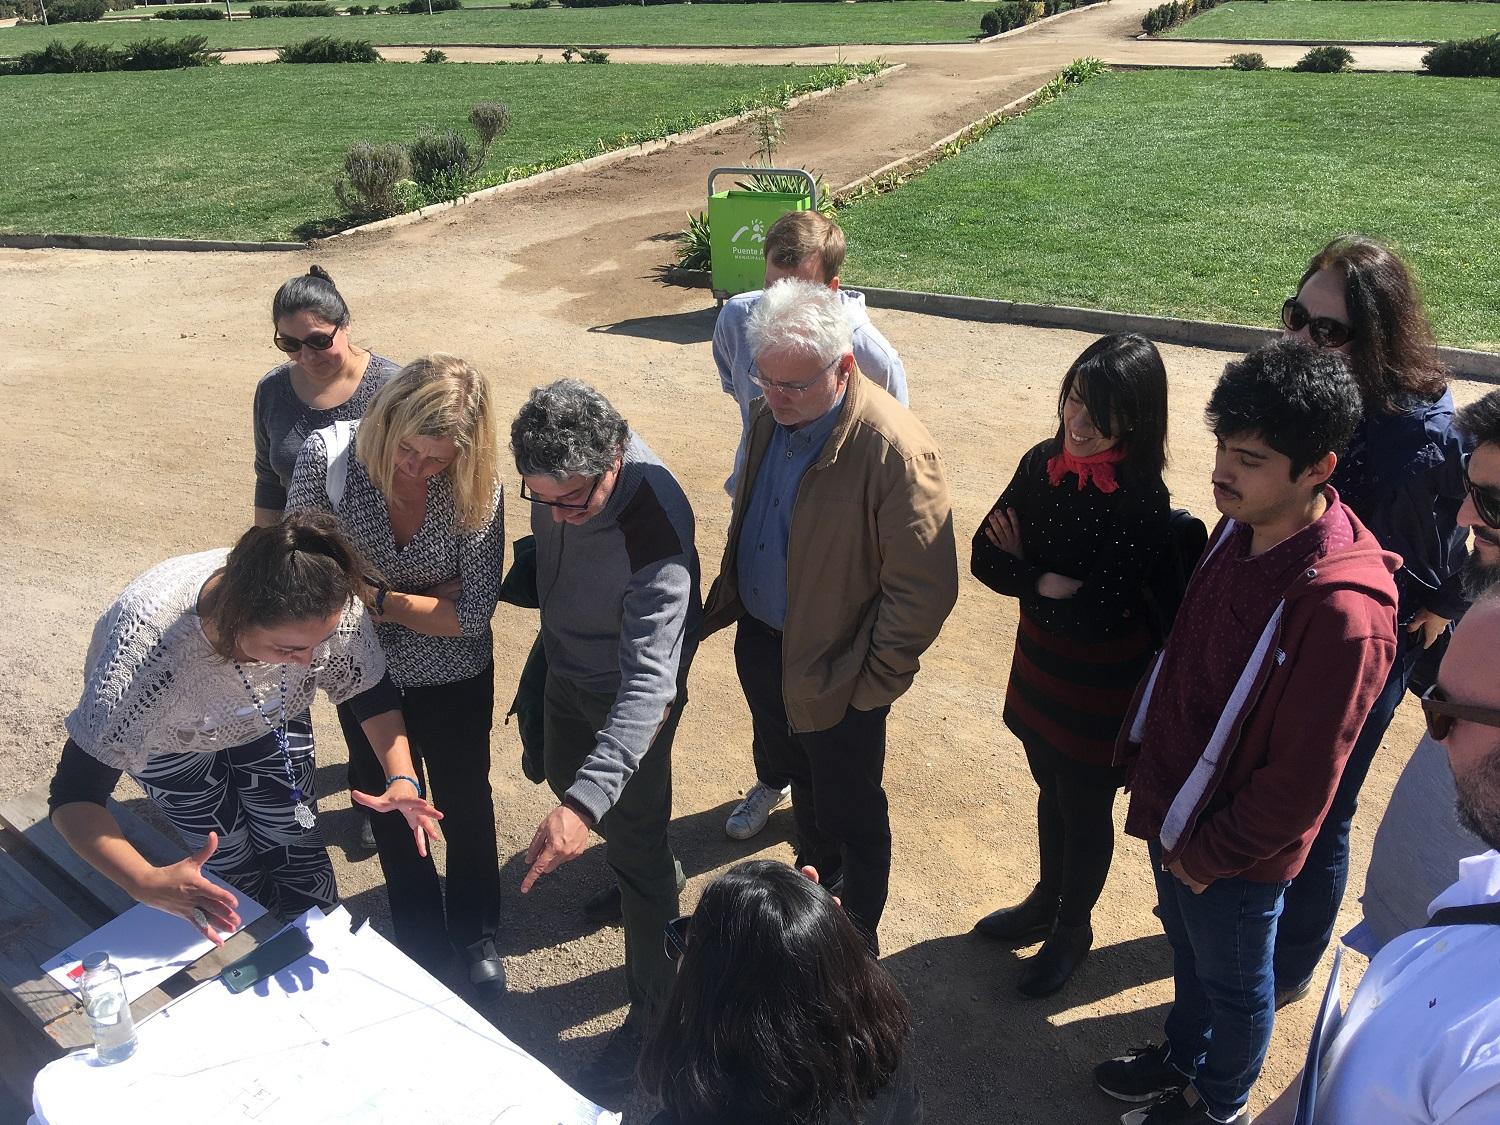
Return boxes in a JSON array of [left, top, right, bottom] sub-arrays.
[[745, 278, 853, 367]]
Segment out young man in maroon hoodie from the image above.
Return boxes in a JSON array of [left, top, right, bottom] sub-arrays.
[[1094, 340, 1399, 1125]]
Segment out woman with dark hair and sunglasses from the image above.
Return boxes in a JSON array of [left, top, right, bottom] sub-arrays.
[[288, 354, 507, 996], [968, 333, 1172, 997], [47, 513, 441, 944], [1273, 235, 1473, 1004], [641, 860, 920, 1125], [252, 266, 400, 529]]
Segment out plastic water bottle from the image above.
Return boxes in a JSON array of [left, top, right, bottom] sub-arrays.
[[80, 951, 137, 1064]]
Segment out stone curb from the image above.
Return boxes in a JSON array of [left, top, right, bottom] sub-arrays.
[[319, 61, 904, 243], [207, 38, 958, 54], [977, 1, 1111, 44], [1108, 60, 1423, 74], [1158, 36, 1438, 48], [0, 232, 307, 253], [662, 268, 1500, 381]]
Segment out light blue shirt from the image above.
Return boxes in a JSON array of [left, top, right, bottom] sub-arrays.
[[736, 395, 845, 630]]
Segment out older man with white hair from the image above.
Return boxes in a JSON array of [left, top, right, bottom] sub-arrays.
[[701, 278, 958, 952]]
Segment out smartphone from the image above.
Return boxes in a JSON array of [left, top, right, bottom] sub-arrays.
[[220, 926, 314, 994]]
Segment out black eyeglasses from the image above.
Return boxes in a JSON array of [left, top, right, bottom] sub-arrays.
[[273, 329, 339, 354], [1420, 684, 1500, 742], [520, 476, 601, 511], [663, 915, 690, 962], [1464, 454, 1500, 529], [1281, 298, 1352, 350]]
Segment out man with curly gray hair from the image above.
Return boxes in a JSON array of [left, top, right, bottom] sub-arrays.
[[509, 378, 701, 1106], [702, 278, 958, 954]]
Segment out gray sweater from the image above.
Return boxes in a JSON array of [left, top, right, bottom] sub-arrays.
[[533, 433, 701, 821]]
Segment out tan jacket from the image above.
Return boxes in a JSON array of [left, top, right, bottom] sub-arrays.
[[702, 370, 958, 733]]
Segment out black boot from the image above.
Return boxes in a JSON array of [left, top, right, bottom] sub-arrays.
[[973, 883, 1058, 945], [1017, 920, 1092, 998]]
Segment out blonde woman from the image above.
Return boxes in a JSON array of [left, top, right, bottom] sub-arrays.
[[288, 354, 506, 996]]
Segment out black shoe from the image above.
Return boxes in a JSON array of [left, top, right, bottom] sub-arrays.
[[583, 883, 623, 925], [578, 1023, 644, 1108], [1017, 920, 1091, 998], [1120, 1088, 1249, 1125], [465, 938, 507, 1000], [356, 812, 377, 852], [1095, 1042, 1191, 1104], [1274, 976, 1313, 1009], [974, 883, 1058, 945]]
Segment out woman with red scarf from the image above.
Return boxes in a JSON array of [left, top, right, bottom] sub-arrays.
[[970, 333, 1172, 997]]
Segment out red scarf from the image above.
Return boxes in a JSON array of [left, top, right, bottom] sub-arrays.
[[1046, 444, 1126, 494]]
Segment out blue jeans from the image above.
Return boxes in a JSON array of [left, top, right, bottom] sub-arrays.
[[1150, 840, 1287, 1121], [1274, 633, 1418, 990]]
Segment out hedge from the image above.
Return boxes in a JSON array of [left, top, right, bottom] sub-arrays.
[[247, 2, 335, 15], [980, 0, 1103, 36], [155, 5, 227, 17], [1423, 33, 1500, 76], [1, 33, 220, 72], [1142, 0, 1220, 36]]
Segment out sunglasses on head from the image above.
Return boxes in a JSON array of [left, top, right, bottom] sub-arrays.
[[1463, 453, 1500, 529], [273, 329, 339, 354], [1281, 298, 1352, 351], [1420, 683, 1500, 742], [663, 915, 691, 962]]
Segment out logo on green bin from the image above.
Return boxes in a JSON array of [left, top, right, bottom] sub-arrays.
[[730, 219, 767, 265]]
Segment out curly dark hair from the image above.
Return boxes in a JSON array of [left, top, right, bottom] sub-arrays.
[[1055, 333, 1170, 484], [1298, 236, 1447, 415], [204, 511, 370, 659], [1207, 339, 1363, 482], [1458, 389, 1500, 450], [510, 379, 628, 480], [639, 861, 911, 1125]]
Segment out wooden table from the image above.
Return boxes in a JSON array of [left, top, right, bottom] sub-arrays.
[[0, 788, 279, 1119]]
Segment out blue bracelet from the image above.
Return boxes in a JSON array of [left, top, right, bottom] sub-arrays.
[[385, 774, 423, 799]]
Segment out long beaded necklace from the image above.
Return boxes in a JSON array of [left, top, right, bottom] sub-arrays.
[[233, 663, 317, 830]]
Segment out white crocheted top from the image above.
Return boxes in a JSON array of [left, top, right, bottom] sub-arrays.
[[65, 550, 388, 773]]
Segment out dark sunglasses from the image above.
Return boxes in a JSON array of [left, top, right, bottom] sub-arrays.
[[1463, 453, 1500, 529], [273, 329, 339, 354], [520, 476, 601, 511], [1281, 298, 1352, 351], [663, 915, 691, 962], [1420, 684, 1500, 742]]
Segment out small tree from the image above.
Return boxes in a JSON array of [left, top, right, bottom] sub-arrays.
[[334, 141, 412, 217], [469, 101, 511, 167]]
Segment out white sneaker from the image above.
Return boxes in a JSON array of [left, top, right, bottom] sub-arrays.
[[725, 781, 791, 840]]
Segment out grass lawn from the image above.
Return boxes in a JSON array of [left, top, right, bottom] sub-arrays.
[[835, 70, 1500, 350], [1, 1, 987, 50], [1, 62, 843, 241], [1163, 0, 1500, 42]]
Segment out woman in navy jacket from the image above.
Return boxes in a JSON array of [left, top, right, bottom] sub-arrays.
[[1273, 235, 1471, 1000]]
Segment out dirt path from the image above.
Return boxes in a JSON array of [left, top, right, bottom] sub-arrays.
[[0, 3, 1481, 1119]]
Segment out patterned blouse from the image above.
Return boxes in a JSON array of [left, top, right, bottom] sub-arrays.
[[287, 425, 505, 688]]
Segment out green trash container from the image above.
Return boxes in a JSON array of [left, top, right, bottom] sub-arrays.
[[707, 167, 818, 299]]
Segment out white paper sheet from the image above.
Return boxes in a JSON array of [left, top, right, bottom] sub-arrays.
[[41, 873, 268, 1003], [32, 906, 619, 1125]]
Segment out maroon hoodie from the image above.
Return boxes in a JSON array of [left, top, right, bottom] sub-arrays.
[[1117, 495, 1399, 885]]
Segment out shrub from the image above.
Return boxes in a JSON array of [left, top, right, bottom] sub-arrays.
[[509, 0, 548, 7], [277, 35, 381, 60], [333, 140, 411, 218], [1423, 33, 1500, 77], [121, 32, 221, 66], [469, 100, 511, 166], [579, 48, 609, 62], [421, 46, 446, 61], [249, 1, 335, 14], [980, 1, 1029, 35], [346, 4, 364, 12], [48, 0, 107, 21], [12, 38, 120, 71], [155, 5, 226, 17], [399, 0, 459, 11], [1293, 44, 1354, 72], [1229, 51, 1266, 69], [407, 128, 475, 197]]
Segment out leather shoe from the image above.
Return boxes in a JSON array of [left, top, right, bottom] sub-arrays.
[[583, 883, 624, 925], [974, 883, 1058, 946], [1275, 976, 1314, 1009], [1017, 921, 1092, 998], [465, 938, 507, 1000]]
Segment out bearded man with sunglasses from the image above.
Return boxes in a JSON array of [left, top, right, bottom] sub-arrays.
[[1256, 592, 1500, 1125], [509, 379, 701, 1106], [701, 278, 958, 955], [1354, 389, 1500, 952]]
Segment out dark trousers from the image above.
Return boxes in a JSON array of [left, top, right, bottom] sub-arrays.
[[735, 617, 892, 950], [338, 663, 501, 972], [1151, 840, 1286, 1121], [542, 669, 686, 1030], [1024, 740, 1119, 927], [1274, 633, 1418, 989]]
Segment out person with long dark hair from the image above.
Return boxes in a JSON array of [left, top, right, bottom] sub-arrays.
[[969, 333, 1172, 997], [641, 860, 920, 1125], [47, 513, 440, 941], [1273, 236, 1471, 1004]]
